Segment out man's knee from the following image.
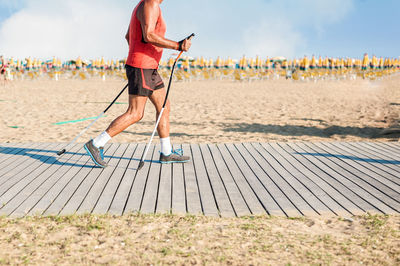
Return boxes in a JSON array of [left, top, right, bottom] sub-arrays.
[[126, 110, 144, 124]]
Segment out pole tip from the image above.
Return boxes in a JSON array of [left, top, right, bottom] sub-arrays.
[[138, 161, 145, 170], [57, 149, 66, 156]]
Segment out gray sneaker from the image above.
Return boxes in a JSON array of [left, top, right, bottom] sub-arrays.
[[84, 140, 107, 168], [160, 149, 190, 164]]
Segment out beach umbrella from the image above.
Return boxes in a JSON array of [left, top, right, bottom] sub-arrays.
[[208, 58, 214, 68], [346, 58, 352, 69], [264, 58, 271, 70], [271, 56, 286, 61], [215, 56, 222, 69], [76, 57, 82, 69], [310, 55, 316, 69], [26, 58, 32, 69], [322, 57, 328, 69], [362, 53, 369, 70], [318, 56, 323, 69], [379, 57, 384, 69]]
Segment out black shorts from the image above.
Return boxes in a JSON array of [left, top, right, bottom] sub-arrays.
[[126, 65, 165, 97]]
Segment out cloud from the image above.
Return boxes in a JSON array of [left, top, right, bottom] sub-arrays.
[[243, 19, 306, 58], [0, 0, 355, 60], [0, 0, 132, 60], [240, 0, 355, 57]]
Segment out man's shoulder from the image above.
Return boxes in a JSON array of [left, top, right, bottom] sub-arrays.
[[144, 0, 160, 7]]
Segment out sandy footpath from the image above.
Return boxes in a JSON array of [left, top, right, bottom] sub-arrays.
[[1, 75, 400, 144]]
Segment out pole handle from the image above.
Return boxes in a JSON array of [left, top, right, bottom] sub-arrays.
[[186, 33, 195, 40]]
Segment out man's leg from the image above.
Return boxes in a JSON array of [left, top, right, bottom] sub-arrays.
[[85, 94, 148, 168], [106, 94, 148, 137], [149, 87, 170, 138], [149, 87, 171, 155], [149, 88, 190, 163]]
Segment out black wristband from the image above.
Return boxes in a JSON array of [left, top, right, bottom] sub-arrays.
[[178, 40, 184, 51]]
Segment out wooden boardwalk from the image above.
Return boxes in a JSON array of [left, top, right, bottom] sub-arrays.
[[0, 142, 399, 218]]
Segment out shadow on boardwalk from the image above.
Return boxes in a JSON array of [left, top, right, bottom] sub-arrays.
[[296, 152, 400, 165], [0, 146, 158, 168], [221, 122, 394, 139]]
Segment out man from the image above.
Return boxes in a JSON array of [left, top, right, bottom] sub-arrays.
[[84, 0, 192, 168]]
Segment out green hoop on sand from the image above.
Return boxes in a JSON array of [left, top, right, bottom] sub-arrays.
[[53, 116, 107, 125]]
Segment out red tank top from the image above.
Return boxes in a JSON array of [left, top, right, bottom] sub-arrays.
[[126, 0, 166, 69]]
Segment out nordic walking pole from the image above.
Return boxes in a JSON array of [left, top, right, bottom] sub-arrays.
[[57, 83, 128, 156], [138, 33, 195, 170]]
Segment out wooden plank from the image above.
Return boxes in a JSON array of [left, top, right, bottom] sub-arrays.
[[242, 143, 317, 216], [198, 144, 235, 217], [0, 143, 29, 163], [234, 143, 302, 217], [209, 144, 251, 216], [140, 144, 162, 214], [170, 144, 187, 215], [43, 143, 116, 216], [278, 143, 367, 216], [108, 143, 143, 216], [225, 143, 285, 216], [156, 147, 172, 214], [217, 144, 265, 215], [8, 143, 83, 217], [328, 142, 400, 188], [0, 143, 60, 206], [348, 142, 400, 173], [309, 142, 400, 213], [0, 143, 38, 165], [264, 143, 350, 216], [76, 143, 130, 215], [91, 143, 136, 215], [181, 144, 202, 215], [359, 142, 400, 159], [0, 143, 50, 185], [60, 143, 122, 216], [27, 144, 94, 216], [190, 144, 219, 217], [124, 145, 156, 214], [291, 142, 394, 214], [373, 142, 400, 154], [252, 143, 333, 216]]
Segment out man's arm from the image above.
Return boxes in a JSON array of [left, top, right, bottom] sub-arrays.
[[125, 27, 130, 45], [138, 0, 191, 51]]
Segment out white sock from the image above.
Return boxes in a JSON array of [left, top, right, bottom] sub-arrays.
[[160, 137, 172, 156], [93, 131, 111, 148]]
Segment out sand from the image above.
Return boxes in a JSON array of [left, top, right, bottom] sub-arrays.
[[0, 213, 398, 265], [1, 74, 400, 144], [1, 76, 400, 265]]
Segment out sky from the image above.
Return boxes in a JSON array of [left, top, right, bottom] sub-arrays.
[[0, 0, 399, 60]]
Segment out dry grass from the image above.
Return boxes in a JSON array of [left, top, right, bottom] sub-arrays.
[[0, 213, 399, 265]]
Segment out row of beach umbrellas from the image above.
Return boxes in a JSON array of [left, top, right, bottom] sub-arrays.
[[1, 55, 399, 82]]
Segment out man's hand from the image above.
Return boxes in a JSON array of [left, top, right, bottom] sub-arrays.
[[178, 35, 193, 52]]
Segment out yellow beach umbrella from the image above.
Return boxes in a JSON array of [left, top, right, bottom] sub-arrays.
[[26, 57, 32, 69], [76, 57, 82, 68], [215, 56, 222, 68], [318, 56, 323, 68], [362, 53, 369, 70], [310, 55, 316, 69]]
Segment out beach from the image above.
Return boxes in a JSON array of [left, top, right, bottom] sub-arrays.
[[1, 74, 400, 265], [1, 75, 400, 144]]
